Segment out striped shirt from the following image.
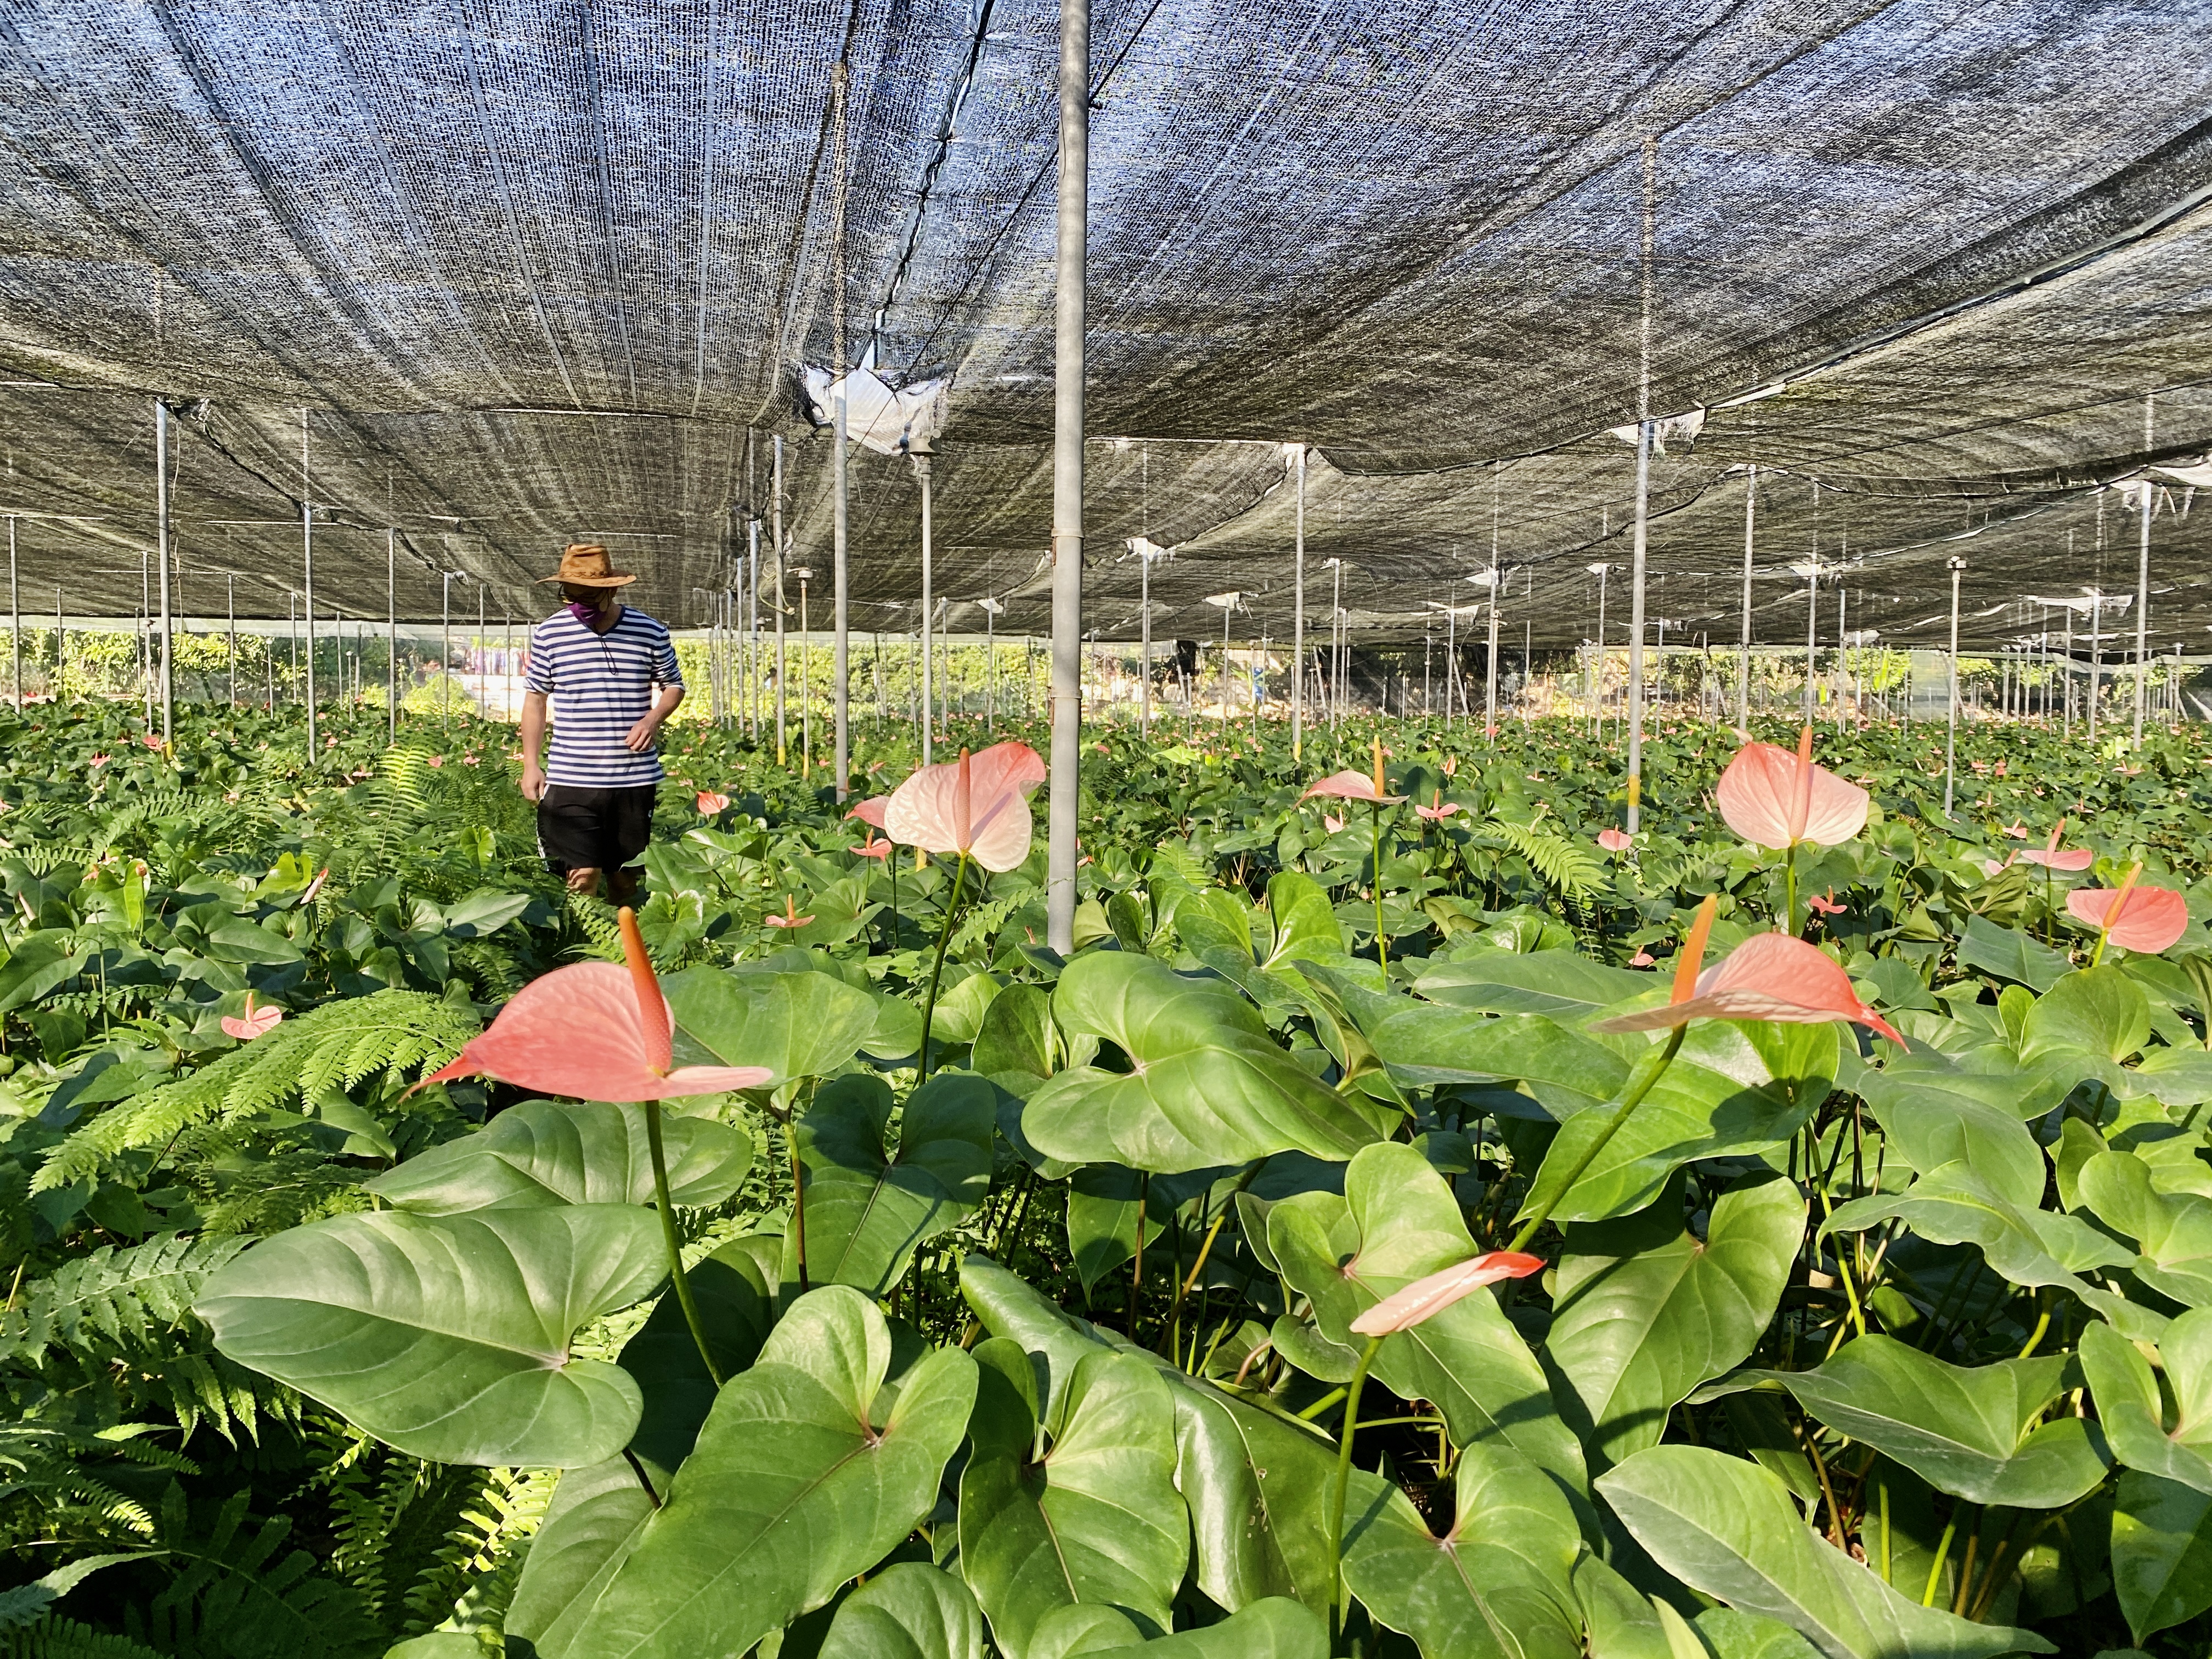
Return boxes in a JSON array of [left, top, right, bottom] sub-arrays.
[[524, 607, 684, 787]]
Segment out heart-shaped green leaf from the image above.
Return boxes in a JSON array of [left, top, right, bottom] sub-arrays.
[[1023, 952, 1390, 1171], [2112, 1469, 2212, 1645], [1411, 950, 1650, 1019], [1549, 1172, 1803, 1469], [2076, 1150, 2212, 1307], [197, 1206, 664, 1466], [1028, 1598, 1326, 1658], [959, 1342, 1188, 1656], [1700, 1336, 2107, 1508], [818, 1563, 986, 1659], [2081, 1312, 2212, 1495], [1367, 1006, 1626, 1107], [364, 1097, 752, 1213], [566, 1286, 977, 1659], [1598, 1447, 2054, 1658], [665, 964, 879, 1086], [1270, 1142, 1583, 1491], [2021, 966, 2151, 1062], [1341, 1443, 1583, 1659], [788, 1073, 995, 1296]]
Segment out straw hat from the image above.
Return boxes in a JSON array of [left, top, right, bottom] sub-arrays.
[[537, 543, 637, 587]]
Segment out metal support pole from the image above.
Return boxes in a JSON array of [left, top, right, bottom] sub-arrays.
[[833, 377, 850, 800], [747, 517, 760, 741], [1945, 556, 1965, 816], [1045, 0, 1088, 953], [774, 436, 789, 766], [155, 400, 173, 746], [302, 410, 316, 758], [2134, 393, 2155, 748], [227, 574, 236, 707], [1290, 443, 1305, 759], [1139, 551, 1152, 738], [386, 529, 398, 742], [1485, 465, 1501, 737], [917, 448, 934, 764], [1625, 136, 1657, 832], [1737, 466, 1754, 730], [7, 518, 17, 712], [54, 585, 63, 706]]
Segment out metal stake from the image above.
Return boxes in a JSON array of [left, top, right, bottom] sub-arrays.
[[1945, 556, 1966, 815], [155, 400, 173, 745], [1045, 0, 1088, 952]]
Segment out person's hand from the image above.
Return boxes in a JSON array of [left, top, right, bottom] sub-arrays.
[[624, 716, 661, 753], [521, 763, 546, 802]]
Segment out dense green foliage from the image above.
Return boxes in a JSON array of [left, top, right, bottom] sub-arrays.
[[7, 694, 2212, 1658]]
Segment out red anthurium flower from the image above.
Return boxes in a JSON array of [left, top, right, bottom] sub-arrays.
[[1715, 725, 1869, 850], [845, 795, 890, 829], [1629, 950, 1656, 967], [696, 791, 731, 815], [765, 896, 814, 929], [2067, 869, 2190, 955], [426, 755, 444, 768], [1323, 812, 1346, 834], [853, 832, 894, 861], [2017, 820, 2095, 873], [142, 734, 163, 751], [416, 910, 771, 1102], [300, 867, 330, 906], [2001, 822, 2029, 839], [1349, 1251, 1545, 1336], [221, 992, 283, 1042], [1302, 771, 1405, 805], [1808, 890, 1846, 917], [1598, 827, 1632, 853], [1594, 902, 1906, 1047], [88, 754, 109, 768], [884, 741, 1047, 872]]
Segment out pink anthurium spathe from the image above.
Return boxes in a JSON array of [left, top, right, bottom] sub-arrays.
[[1300, 771, 1406, 805], [1323, 812, 1346, 834], [1593, 928, 1906, 1047], [1350, 1251, 1545, 1336], [884, 742, 1046, 872], [1808, 890, 1846, 917], [845, 795, 890, 829], [765, 896, 814, 929], [1415, 790, 1463, 823], [1598, 827, 1632, 853], [416, 910, 771, 1102], [1715, 725, 1869, 850], [852, 828, 893, 861], [2068, 864, 2190, 957], [2017, 819, 2095, 872], [221, 992, 283, 1042], [696, 791, 731, 815]]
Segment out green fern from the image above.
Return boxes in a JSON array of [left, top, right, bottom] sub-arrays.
[[131, 1487, 375, 1659], [2, 1617, 167, 1659], [0, 1235, 247, 1368], [1474, 816, 1607, 902], [33, 991, 480, 1196]]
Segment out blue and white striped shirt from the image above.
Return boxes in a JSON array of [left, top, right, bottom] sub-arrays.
[[524, 607, 684, 788]]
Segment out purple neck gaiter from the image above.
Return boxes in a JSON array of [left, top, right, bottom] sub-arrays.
[[566, 599, 601, 625]]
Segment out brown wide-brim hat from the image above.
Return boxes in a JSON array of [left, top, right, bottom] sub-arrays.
[[537, 543, 638, 587]]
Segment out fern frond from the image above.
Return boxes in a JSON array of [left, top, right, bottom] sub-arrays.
[[1473, 819, 1606, 901], [0, 1235, 247, 1368], [2, 1617, 167, 1659]]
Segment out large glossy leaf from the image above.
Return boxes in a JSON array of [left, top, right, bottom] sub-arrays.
[[960, 1255, 1339, 1613], [2076, 1149, 2212, 1307], [1825, 1164, 2158, 1338], [198, 1206, 663, 1466], [789, 1073, 994, 1296], [567, 1286, 977, 1659], [1412, 950, 1650, 1019], [2080, 1313, 2212, 1495], [2020, 966, 2151, 1062], [1549, 1172, 1802, 1469], [1065, 1164, 1164, 1299], [363, 1097, 752, 1213], [1955, 916, 2069, 993], [1701, 1336, 2106, 1508], [1519, 1020, 1839, 1223], [1022, 952, 1390, 1171], [664, 963, 879, 1086], [818, 1564, 986, 1659], [1848, 1065, 2047, 1210], [1028, 1598, 1325, 1658], [1340, 1444, 1582, 1659], [1270, 1142, 1584, 1491], [958, 1342, 1187, 1656], [506, 1243, 775, 1658], [974, 983, 1058, 1080], [1598, 1447, 2053, 1659], [1368, 1006, 1626, 1108], [2111, 1470, 2212, 1645]]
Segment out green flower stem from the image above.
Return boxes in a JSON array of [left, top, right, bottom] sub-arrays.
[[1784, 842, 1799, 939], [1506, 1023, 1688, 1255], [1328, 1333, 1384, 1655], [917, 850, 971, 1082], [643, 1098, 725, 1388], [1372, 803, 1389, 973]]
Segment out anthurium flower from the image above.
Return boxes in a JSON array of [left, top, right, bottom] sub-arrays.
[[2068, 875, 2190, 955], [2017, 820, 2095, 872], [221, 992, 283, 1042], [696, 791, 731, 814], [1715, 725, 1869, 850], [852, 828, 893, 861], [765, 896, 814, 929], [1349, 1251, 1544, 1336], [1302, 771, 1405, 804], [1323, 812, 1346, 834], [1593, 927, 1906, 1047], [845, 795, 890, 828], [416, 910, 771, 1102], [1808, 890, 1846, 917], [884, 741, 1046, 872], [1598, 827, 1632, 852], [2001, 822, 2029, 839], [1629, 950, 1656, 967], [1415, 789, 1463, 822]]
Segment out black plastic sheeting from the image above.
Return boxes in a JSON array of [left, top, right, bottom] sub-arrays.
[[1, 0, 2210, 653]]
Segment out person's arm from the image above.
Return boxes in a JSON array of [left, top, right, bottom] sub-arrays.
[[520, 691, 550, 799], [625, 684, 684, 752]]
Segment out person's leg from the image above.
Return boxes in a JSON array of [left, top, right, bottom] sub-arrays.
[[566, 865, 603, 897], [538, 786, 606, 900], [601, 785, 657, 909]]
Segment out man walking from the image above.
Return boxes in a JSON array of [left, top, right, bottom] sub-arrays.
[[518, 544, 684, 904]]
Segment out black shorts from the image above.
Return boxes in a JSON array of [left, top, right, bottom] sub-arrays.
[[537, 783, 658, 875]]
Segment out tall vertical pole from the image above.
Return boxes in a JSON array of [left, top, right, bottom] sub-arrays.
[[301, 410, 317, 758], [1945, 556, 1965, 816], [833, 380, 850, 800], [2134, 393, 2155, 749], [1290, 444, 1306, 760], [1045, 0, 1089, 953], [1485, 464, 1501, 737], [386, 529, 398, 742], [155, 400, 173, 746], [1139, 553, 1152, 738], [1804, 569, 1818, 722], [774, 437, 789, 765], [54, 585, 64, 706], [1625, 135, 1657, 833], [227, 574, 236, 707], [1736, 466, 1754, 729], [747, 517, 760, 741], [442, 573, 454, 733], [917, 449, 934, 763], [985, 600, 997, 731], [7, 518, 17, 713]]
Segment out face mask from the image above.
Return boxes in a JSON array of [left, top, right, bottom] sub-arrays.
[[566, 597, 601, 624]]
